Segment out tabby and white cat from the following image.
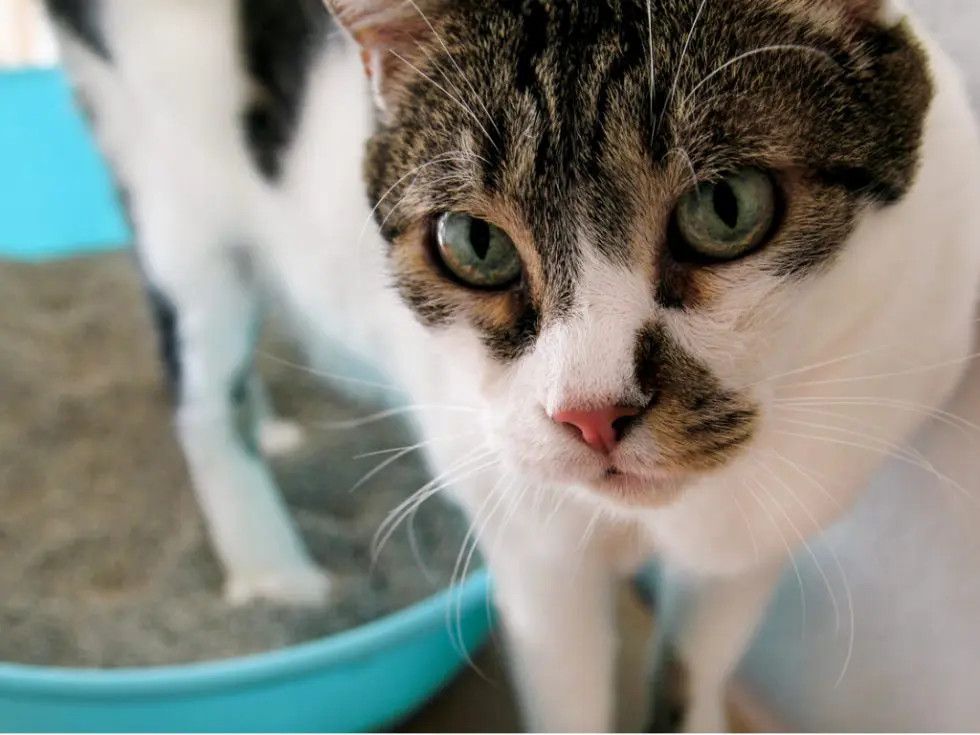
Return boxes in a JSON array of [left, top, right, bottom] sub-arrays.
[[45, 0, 980, 730]]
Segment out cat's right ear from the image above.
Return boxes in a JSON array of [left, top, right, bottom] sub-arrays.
[[823, 0, 908, 26], [323, 0, 439, 118]]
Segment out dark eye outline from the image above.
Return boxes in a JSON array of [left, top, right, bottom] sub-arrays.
[[427, 213, 524, 291], [667, 168, 785, 266]]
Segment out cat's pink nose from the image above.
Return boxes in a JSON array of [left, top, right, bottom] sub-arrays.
[[552, 406, 643, 455]]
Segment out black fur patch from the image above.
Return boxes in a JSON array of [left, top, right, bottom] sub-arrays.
[[479, 299, 541, 362], [633, 324, 758, 468], [120, 186, 183, 406], [231, 363, 260, 457], [239, 0, 334, 181], [146, 285, 182, 404], [44, 0, 111, 61]]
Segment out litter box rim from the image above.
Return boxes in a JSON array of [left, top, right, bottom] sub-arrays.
[[0, 568, 491, 699]]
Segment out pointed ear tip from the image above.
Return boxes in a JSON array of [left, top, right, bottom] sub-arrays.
[[847, 0, 906, 23]]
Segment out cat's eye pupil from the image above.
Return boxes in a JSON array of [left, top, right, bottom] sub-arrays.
[[713, 182, 739, 229], [470, 218, 491, 260], [434, 212, 522, 289], [673, 168, 777, 263]]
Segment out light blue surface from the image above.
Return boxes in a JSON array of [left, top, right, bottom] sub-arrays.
[[0, 572, 493, 733], [0, 67, 494, 732], [0, 68, 130, 259]]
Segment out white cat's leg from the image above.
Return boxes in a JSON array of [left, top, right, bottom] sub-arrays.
[[137, 217, 329, 608], [248, 372, 306, 457], [653, 562, 782, 733], [488, 532, 618, 732]]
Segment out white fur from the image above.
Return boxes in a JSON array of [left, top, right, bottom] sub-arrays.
[[51, 2, 980, 731]]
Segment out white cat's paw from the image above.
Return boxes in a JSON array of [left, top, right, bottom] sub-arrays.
[[224, 564, 332, 608], [259, 419, 306, 457], [681, 702, 727, 734]]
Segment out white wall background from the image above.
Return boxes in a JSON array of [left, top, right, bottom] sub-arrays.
[[0, 0, 57, 67], [740, 4, 980, 730]]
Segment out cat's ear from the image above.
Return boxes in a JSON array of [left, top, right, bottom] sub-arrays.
[[323, 0, 439, 116], [828, 0, 907, 25]]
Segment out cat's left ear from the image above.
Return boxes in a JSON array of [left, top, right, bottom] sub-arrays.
[[323, 0, 440, 117], [830, 0, 908, 25]]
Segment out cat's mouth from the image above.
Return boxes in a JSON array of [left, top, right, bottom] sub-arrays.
[[590, 466, 688, 506]]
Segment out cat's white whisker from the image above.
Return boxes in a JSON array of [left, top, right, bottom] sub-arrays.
[[353, 431, 482, 461], [757, 455, 857, 688], [356, 151, 478, 251], [680, 44, 838, 112], [646, 0, 656, 137], [773, 427, 978, 510], [775, 416, 934, 466], [774, 396, 980, 442], [665, 147, 700, 190], [750, 313, 980, 392], [458, 478, 520, 671], [389, 50, 497, 151], [446, 473, 510, 678], [659, 0, 708, 134], [403, 0, 500, 137], [772, 407, 980, 514], [348, 444, 422, 494], [753, 460, 842, 633], [745, 476, 809, 638], [312, 403, 479, 433], [347, 430, 482, 494], [576, 505, 606, 556], [379, 168, 473, 228], [759, 447, 843, 511], [371, 450, 498, 563], [257, 350, 408, 394], [771, 346, 980, 391], [745, 343, 899, 390], [752, 469, 853, 687]]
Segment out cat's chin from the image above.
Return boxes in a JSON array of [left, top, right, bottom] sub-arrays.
[[586, 468, 689, 509], [506, 450, 691, 508]]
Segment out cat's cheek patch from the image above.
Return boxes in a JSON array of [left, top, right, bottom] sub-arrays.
[[386, 224, 541, 356], [475, 299, 541, 363], [633, 327, 760, 471], [387, 227, 464, 327]]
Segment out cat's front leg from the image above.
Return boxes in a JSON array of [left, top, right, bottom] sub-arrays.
[[248, 371, 306, 457], [486, 517, 619, 733], [652, 561, 782, 733], [134, 199, 329, 608]]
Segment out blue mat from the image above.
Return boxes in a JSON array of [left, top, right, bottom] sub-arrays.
[[0, 68, 130, 261]]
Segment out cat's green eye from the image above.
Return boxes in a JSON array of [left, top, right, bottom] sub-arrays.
[[435, 213, 522, 289], [674, 168, 777, 262]]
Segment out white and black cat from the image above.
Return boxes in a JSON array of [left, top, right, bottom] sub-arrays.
[[44, 0, 980, 731]]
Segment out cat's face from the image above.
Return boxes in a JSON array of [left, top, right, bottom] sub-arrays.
[[330, 0, 931, 507]]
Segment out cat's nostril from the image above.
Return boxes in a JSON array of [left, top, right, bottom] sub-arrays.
[[552, 405, 644, 455], [612, 413, 640, 441]]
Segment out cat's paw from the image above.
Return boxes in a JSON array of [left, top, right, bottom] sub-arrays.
[[259, 419, 306, 457], [680, 702, 727, 734], [224, 564, 332, 608], [648, 645, 688, 733]]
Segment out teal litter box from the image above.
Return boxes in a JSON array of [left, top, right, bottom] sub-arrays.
[[0, 67, 494, 733]]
